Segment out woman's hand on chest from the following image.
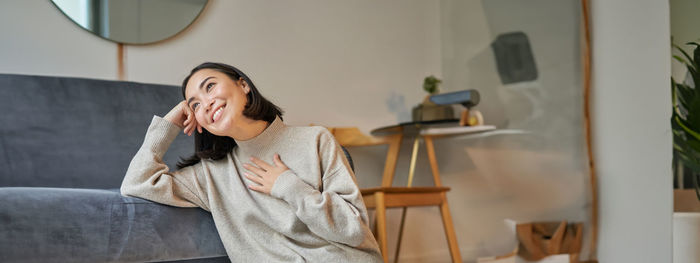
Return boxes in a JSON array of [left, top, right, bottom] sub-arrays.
[[243, 153, 289, 195]]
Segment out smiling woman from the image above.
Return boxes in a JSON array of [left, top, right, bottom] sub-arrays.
[[120, 62, 384, 262], [175, 62, 282, 168]]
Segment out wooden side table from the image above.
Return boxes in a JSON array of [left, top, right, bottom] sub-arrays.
[[371, 120, 496, 262]]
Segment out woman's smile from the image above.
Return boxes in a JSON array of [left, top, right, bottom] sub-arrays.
[[211, 104, 226, 123]]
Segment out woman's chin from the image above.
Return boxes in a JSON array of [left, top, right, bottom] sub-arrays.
[[208, 130, 226, 137], [208, 121, 231, 136]]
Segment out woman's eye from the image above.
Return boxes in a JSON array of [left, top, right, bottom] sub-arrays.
[[192, 103, 199, 110], [206, 82, 215, 91]]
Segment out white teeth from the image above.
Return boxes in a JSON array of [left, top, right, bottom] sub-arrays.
[[212, 107, 223, 122]]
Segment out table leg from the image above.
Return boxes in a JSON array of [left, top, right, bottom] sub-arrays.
[[426, 136, 462, 262], [394, 208, 408, 263], [375, 192, 389, 263], [394, 137, 421, 263], [440, 193, 462, 262], [407, 137, 420, 187], [424, 136, 442, 186]]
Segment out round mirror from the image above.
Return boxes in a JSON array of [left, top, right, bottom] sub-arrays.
[[51, 0, 208, 45]]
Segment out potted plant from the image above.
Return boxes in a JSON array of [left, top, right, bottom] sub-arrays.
[[672, 41, 700, 201], [671, 42, 700, 263], [412, 75, 455, 122]]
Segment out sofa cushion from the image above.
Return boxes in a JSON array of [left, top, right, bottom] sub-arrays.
[[0, 74, 193, 188], [0, 187, 227, 262]]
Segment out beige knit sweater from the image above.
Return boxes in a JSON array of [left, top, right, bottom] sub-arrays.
[[120, 115, 382, 262]]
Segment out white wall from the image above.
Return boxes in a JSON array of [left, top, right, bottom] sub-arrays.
[[125, 0, 442, 131], [591, 0, 673, 262], [0, 0, 116, 79]]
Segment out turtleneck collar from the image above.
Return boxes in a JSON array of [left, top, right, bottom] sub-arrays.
[[234, 115, 285, 156]]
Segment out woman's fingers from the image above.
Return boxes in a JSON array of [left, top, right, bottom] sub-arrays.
[[243, 163, 266, 175], [188, 120, 196, 136], [182, 107, 199, 136], [184, 119, 194, 136], [244, 172, 262, 184], [185, 108, 193, 123], [249, 157, 273, 171], [184, 118, 192, 134], [247, 183, 263, 193], [184, 123, 192, 136], [244, 156, 286, 195], [273, 154, 287, 168]]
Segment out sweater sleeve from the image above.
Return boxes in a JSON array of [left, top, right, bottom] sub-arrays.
[[120, 116, 210, 211], [270, 129, 373, 247]]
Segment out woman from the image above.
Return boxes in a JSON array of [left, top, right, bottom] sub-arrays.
[[120, 62, 382, 262]]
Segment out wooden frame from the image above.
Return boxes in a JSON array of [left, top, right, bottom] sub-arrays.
[[581, 0, 598, 259]]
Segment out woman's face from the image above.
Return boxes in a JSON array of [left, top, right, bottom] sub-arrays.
[[184, 69, 250, 136]]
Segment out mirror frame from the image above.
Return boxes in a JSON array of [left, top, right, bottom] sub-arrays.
[[50, 0, 209, 45]]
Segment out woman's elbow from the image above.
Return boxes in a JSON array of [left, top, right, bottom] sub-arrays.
[[119, 183, 134, 197], [343, 226, 369, 247], [119, 179, 143, 197], [337, 218, 369, 247]]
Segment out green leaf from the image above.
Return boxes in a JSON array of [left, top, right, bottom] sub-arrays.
[[676, 82, 694, 94], [677, 153, 700, 172], [674, 129, 686, 139], [677, 88, 694, 106], [675, 83, 696, 110], [690, 42, 700, 65], [674, 143, 685, 152], [688, 98, 700, 125], [675, 55, 690, 65], [423, 75, 441, 94], [675, 43, 698, 72], [688, 66, 699, 81], [688, 139, 700, 153], [675, 115, 700, 141]]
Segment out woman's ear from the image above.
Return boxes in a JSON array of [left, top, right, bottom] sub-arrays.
[[239, 78, 250, 94]]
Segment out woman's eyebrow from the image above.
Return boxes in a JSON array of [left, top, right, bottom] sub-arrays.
[[199, 76, 215, 90], [187, 76, 216, 106]]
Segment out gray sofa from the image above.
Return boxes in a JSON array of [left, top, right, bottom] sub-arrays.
[[0, 74, 230, 262]]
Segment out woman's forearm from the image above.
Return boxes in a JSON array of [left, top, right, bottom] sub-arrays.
[[120, 116, 209, 210]]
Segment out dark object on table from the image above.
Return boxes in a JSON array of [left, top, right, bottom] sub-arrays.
[[429, 89, 480, 108], [411, 102, 454, 122], [430, 89, 483, 126]]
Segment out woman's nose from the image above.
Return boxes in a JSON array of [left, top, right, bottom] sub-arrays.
[[204, 99, 215, 112]]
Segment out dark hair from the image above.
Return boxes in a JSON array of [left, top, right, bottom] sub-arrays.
[[176, 62, 283, 169]]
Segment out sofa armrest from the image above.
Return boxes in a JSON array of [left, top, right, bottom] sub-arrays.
[[0, 187, 226, 263]]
